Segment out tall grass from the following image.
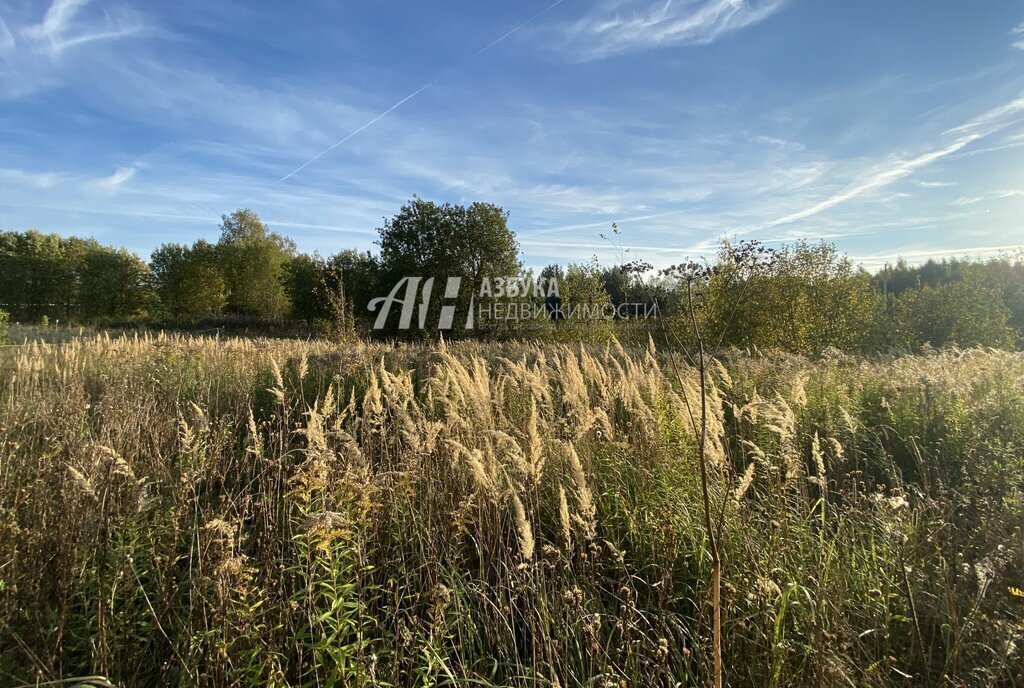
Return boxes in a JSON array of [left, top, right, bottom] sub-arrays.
[[0, 333, 1021, 686]]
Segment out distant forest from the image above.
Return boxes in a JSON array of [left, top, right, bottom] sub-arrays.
[[1, 198, 1022, 352]]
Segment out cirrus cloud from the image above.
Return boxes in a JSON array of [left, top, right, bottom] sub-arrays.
[[550, 0, 789, 61]]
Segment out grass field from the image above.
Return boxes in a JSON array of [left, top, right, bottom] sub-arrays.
[[1, 333, 1022, 686]]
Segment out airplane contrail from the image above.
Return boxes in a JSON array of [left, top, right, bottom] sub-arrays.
[[274, 0, 568, 185]]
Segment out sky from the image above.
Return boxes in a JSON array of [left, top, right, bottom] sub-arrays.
[[1, 0, 1023, 271]]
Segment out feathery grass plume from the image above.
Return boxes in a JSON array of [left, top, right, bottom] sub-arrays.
[[447, 439, 497, 498], [378, 360, 415, 409], [510, 491, 534, 561], [88, 442, 135, 481], [790, 373, 808, 407], [270, 355, 285, 389], [559, 351, 591, 428], [438, 351, 495, 429], [701, 374, 729, 467], [644, 333, 658, 365], [563, 442, 596, 539], [740, 391, 801, 483], [711, 356, 732, 388], [267, 384, 285, 403], [3, 330, 1024, 686], [738, 389, 767, 424], [840, 406, 859, 434], [67, 465, 96, 501], [740, 438, 767, 463], [490, 430, 532, 480], [620, 367, 657, 441], [362, 366, 384, 420], [177, 415, 196, 454], [558, 486, 573, 549], [321, 382, 337, 419], [580, 347, 612, 404], [379, 362, 423, 451], [345, 385, 357, 418], [809, 431, 827, 490], [245, 406, 263, 458], [733, 462, 756, 502], [668, 370, 728, 465], [525, 397, 545, 481], [828, 436, 845, 463], [188, 401, 208, 432], [303, 401, 327, 454]]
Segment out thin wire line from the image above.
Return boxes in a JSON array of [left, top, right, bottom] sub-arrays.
[[272, 0, 568, 185]]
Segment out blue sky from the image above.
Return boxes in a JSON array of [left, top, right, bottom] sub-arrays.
[[1, 0, 1022, 270]]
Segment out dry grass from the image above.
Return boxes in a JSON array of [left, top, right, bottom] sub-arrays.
[[0, 332, 1021, 686]]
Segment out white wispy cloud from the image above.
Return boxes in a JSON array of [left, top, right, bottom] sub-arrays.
[[89, 165, 137, 192], [1, 0, 146, 98], [943, 95, 1024, 135], [1014, 20, 1024, 49], [552, 0, 789, 61], [0, 168, 64, 188], [761, 94, 1024, 229], [0, 17, 15, 52], [21, 0, 142, 57], [762, 136, 982, 228], [105, 166, 136, 185], [1, 1, 1019, 273], [0, 154, 399, 256], [951, 189, 1024, 206], [1, 165, 141, 194], [749, 133, 806, 152]]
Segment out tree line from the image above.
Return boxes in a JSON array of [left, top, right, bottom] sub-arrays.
[[1, 197, 1022, 352]]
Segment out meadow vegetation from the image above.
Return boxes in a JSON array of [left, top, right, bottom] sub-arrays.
[[3, 202, 1023, 353], [3, 201, 1023, 686], [0, 332, 1021, 686]]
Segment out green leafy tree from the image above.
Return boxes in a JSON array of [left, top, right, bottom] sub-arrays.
[[875, 254, 1024, 348], [876, 257, 971, 296], [325, 249, 380, 320], [553, 260, 614, 341], [283, 253, 327, 326], [0, 230, 153, 322], [78, 246, 153, 320], [890, 273, 1014, 349], [376, 198, 520, 335], [707, 240, 882, 353], [217, 209, 295, 318], [282, 250, 381, 330], [983, 256, 1024, 341], [319, 263, 356, 342], [150, 240, 226, 318], [0, 230, 77, 320], [600, 265, 629, 307]]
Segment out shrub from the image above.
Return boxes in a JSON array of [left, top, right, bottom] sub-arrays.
[[889, 271, 1015, 348]]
